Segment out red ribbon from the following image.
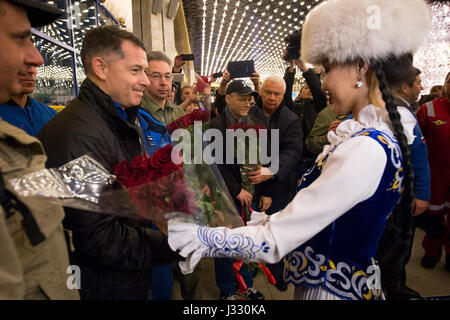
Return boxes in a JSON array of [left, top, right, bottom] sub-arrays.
[[232, 260, 247, 294], [235, 205, 277, 290], [258, 263, 277, 285]]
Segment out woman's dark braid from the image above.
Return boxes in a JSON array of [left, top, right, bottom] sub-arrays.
[[372, 60, 415, 227]]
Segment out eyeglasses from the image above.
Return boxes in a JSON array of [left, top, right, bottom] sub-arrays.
[[147, 72, 173, 81]]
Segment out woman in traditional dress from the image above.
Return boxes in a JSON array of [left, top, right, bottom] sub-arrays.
[[167, 0, 431, 300]]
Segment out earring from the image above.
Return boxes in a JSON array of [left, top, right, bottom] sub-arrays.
[[356, 75, 363, 88]]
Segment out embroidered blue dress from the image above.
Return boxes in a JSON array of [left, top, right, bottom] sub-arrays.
[[167, 105, 417, 300], [284, 129, 402, 300]]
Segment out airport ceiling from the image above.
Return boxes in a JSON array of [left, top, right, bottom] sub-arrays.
[[181, 0, 444, 81], [182, 0, 325, 81]]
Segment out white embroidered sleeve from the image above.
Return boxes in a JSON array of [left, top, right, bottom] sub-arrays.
[[168, 136, 388, 274]]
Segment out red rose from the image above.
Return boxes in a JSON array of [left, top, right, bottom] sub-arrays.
[[150, 145, 172, 169], [152, 174, 175, 199], [150, 145, 183, 179], [114, 160, 133, 185], [169, 183, 196, 215], [167, 110, 210, 134], [190, 109, 210, 123]]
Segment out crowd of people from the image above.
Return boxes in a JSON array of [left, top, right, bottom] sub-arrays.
[[0, 0, 448, 301]]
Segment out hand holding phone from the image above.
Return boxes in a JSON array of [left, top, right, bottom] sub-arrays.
[[181, 54, 195, 61], [227, 60, 255, 78]]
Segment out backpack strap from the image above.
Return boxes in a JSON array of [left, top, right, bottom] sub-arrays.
[[0, 171, 46, 246]]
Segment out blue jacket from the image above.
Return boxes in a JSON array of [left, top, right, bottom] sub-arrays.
[[410, 117, 431, 201], [137, 108, 171, 156], [113, 102, 171, 156], [393, 97, 431, 201], [0, 96, 57, 136]]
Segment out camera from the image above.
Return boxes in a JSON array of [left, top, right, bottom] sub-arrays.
[[283, 30, 302, 61]]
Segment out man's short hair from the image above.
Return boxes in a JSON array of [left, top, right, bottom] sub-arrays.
[[385, 55, 422, 90], [81, 25, 146, 76], [146, 51, 172, 67], [180, 85, 192, 94], [430, 85, 443, 95], [262, 75, 286, 93]]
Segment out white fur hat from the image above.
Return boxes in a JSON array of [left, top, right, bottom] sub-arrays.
[[301, 0, 431, 65]]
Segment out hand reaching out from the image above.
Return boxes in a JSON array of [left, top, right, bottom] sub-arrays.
[[250, 72, 260, 92], [174, 54, 185, 73]]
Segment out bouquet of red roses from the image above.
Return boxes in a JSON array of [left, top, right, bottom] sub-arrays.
[[114, 144, 199, 223]]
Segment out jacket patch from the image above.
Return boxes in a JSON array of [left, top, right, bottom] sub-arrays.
[[432, 119, 447, 126]]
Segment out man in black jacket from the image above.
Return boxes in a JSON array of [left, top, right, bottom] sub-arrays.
[[37, 26, 178, 300], [248, 75, 303, 291]]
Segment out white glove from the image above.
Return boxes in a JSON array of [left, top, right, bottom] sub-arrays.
[[168, 218, 271, 274], [247, 211, 270, 226], [167, 219, 205, 274]]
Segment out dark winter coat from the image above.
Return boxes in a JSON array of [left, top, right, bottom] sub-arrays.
[[254, 98, 303, 199]]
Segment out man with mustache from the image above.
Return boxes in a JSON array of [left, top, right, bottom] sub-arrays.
[[37, 26, 179, 300], [0, 54, 56, 136]]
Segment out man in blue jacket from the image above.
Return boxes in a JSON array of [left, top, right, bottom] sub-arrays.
[[0, 43, 56, 136]]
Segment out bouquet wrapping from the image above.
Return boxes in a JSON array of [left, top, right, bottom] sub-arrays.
[[9, 110, 243, 229]]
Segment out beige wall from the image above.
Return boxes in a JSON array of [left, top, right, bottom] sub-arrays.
[[130, 0, 194, 86], [103, 0, 194, 86]]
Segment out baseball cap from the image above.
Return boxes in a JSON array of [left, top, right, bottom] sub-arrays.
[[225, 80, 259, 99], [7, 0, 64, 27]]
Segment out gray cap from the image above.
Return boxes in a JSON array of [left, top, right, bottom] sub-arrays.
[[7, 0, 63, 27]]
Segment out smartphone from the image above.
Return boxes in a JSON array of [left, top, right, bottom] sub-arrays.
[[172, 73, 184, 83], [181, 54, 195, 61], [227, 60, 255, 78], [212, 72, 223, 79]]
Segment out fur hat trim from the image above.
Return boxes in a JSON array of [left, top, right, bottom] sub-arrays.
[[301, 0, 431, 65]]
